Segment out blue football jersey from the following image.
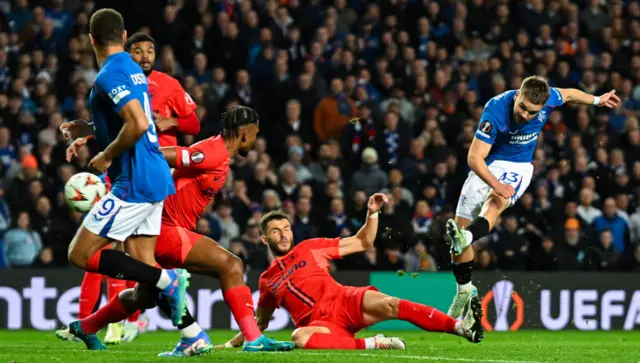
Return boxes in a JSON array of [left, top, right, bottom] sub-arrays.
[[475, 88, 564, 164], [89, 52, 175, 203]]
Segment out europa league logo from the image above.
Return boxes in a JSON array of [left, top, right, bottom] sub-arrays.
[[481, 280, 524, 331]]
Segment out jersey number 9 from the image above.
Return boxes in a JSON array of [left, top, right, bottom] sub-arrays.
[[143, 92, 158, 143]]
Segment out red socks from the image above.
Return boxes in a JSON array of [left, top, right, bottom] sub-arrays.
[[79, 272, 103, 319], [398, 299, 457, 334], [107, 278, 140, 322], [223, 286, 262, 342], [107, 277, 127, 300], [305, 333, 365, 349], [125, 280, 140, 322], [80, 296, 129, 334]]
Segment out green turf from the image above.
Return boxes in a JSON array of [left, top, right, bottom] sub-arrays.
[[0, 330, 638, 363]]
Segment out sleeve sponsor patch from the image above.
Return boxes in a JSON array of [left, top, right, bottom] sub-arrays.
[[479, 121, 492, 134], [190, 151, 204, 164], [108, 85, 130, 105]]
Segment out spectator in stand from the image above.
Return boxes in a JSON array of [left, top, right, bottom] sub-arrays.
[[3, 211, 41, 267], [592, 197, 630, 254]]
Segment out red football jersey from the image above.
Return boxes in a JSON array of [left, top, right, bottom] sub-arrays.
[[161, 136, 230, 229], [147, 70, 198, 147], [258, 238, 344, 327]]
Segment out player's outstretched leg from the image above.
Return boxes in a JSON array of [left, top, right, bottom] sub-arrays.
[[448, 193, 507, 318], [446, 217, 479, 318], [292, 326, 405, 350], [182, 234, 294, 352], [362, 290, 483, 343], [55, 271, 103, 343]]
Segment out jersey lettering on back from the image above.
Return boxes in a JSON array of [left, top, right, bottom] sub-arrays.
[[89, 52, 175, 203], [258, 238, 343, 327], [475, 88, 563, 164]]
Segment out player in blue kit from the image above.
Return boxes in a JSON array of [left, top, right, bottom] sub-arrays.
[[445, 76, 621, 319], [63, 9, 189, 347]]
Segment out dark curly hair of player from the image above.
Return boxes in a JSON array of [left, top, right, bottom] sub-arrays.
[[220, 106, 259, 139], [124, 32, 156, 52]]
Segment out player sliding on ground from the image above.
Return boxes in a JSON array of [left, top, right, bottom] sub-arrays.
[[446, 76, 621, 319], [57, 31, 203, 346], [218, 201, 483, 351], [64, 7, 190, 336], [59, 106, 294, 356]]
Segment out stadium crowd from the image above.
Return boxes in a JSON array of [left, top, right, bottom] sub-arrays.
[[0, 0, 640, 273]]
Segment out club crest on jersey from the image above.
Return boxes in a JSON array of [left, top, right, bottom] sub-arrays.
[[190, 151, 204, 164], [537, 110, 547, 122]]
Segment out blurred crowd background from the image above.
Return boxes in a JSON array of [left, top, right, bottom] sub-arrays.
[[1, 0, 640, 273]]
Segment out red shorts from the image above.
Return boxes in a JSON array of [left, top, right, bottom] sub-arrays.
[[154, 224, 202, 269], [306, 286, 378, 337]]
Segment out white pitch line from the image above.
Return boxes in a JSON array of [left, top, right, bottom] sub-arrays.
[[302, 352, 550, 363]]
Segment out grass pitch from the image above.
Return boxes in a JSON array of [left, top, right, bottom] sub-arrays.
[[0, 330, 638, 363]]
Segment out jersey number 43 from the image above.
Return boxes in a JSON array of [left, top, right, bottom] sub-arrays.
[[143, 92, 158, 143], [498, 172, 520, 184]]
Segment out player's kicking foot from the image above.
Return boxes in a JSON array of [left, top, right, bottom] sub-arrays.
[[104, 322, 122, 345], [459, 296, 483, 343], [446, 219, 471, 255], [242, 334, 296, 352], [157, 331, 213, 357], [55, 327, 81, 342], [370, 334, 406, 350], [160, 269, 191, 326], [68, 320, 107, 350], [447, 283, 478, 318]]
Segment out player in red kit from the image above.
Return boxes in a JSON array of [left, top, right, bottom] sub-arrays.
[[125, 32, 200, 147], [57, 33, 203, 345], [59, 106, 295, 357], [219, 196, 484, 350]]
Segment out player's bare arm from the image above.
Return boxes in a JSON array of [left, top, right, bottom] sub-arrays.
[[153, 111, 179, 132], [89, 100, 150, 173], [159, 146, 178, 168], [467, 138, 514, 199], [338, 193, 389, 257], [219, 307, 275, 348], [60, 119, 94, 140], [556, 88, 621, 108]]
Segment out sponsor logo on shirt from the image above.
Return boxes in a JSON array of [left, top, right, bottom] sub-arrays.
[[509, 132, 538, 145], [269, 260, 307, 292]]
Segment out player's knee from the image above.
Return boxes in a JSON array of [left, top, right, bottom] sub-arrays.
[[385, 297, 400, 319], [218, 253, 244, 280], [67, 243, 88, 269], [227, 254, 245, 277], [487, 193, 509, 209], [291, 329, 311, 348]]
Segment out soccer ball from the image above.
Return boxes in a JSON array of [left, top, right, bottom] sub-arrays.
[[64, 172, 107, 212]]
